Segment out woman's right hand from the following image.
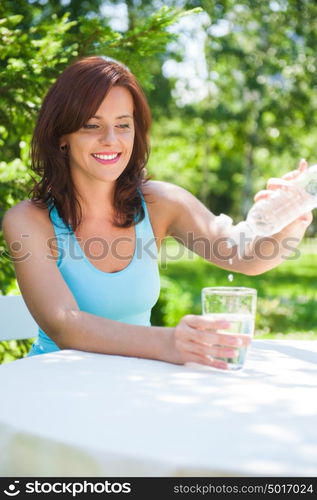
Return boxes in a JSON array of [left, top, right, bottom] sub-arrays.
[[171, 314, 250, 370]]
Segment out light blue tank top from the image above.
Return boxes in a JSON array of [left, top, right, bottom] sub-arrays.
[[28, 193, 161, 356]]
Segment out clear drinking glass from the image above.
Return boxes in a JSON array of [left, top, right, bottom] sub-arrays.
[[201, 286, 257, 370]]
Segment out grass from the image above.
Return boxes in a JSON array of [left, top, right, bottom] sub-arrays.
[[153, 238, 317, 340]]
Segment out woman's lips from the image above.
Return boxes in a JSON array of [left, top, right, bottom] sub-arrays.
[[92, 153, 122, 165]]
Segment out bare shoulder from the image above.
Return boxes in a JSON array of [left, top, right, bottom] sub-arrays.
[[142, 179, 189, 203], [141, 180, 194, 239], [142, 180, 198, 215], [2, 200, 52, 239]]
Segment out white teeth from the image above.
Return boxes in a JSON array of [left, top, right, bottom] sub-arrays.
[[93, 153, 119, 160]]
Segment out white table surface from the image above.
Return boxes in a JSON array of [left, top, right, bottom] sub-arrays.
[[0, 339, 316, 477]]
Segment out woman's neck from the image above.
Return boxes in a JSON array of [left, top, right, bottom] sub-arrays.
[[73, 177, 116, 219]]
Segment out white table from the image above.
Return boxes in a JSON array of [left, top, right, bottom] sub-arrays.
[[0, 340, 316, 477]]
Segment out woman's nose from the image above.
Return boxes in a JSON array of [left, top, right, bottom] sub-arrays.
[[99, 127, 117, 145]]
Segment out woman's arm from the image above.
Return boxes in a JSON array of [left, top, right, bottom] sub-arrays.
[[162, 165, 312, 276], [2, 201, 244, 369]]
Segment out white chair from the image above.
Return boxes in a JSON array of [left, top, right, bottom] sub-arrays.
[[0, 295, 38, 341]]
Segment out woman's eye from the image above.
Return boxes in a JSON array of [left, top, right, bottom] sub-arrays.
[[83, 124, 98, 129], [117, 124, 130, 129]]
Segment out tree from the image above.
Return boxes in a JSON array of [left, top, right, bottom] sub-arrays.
[[199, 0, 317, 217], [148, 0, 317, 225]]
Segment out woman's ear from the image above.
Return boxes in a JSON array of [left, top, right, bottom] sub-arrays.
[[59, 136, 68, 151]]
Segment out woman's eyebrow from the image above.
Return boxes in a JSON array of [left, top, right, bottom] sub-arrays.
[[91, 114, 133, 119]]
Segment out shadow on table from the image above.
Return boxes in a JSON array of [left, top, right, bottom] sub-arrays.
[[2, 341, 317, 476], [253, 340, 317, 365]]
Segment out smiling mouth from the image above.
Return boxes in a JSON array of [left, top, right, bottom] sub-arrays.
[[92, 153, 121, 164]]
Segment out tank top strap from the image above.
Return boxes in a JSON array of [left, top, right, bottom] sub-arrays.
[[47, 202, 71, 234], [138, 189, 158, 258], [47, 202, 73, 266]]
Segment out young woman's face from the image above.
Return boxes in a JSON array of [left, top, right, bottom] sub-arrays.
[[62, 86, 135, 184]]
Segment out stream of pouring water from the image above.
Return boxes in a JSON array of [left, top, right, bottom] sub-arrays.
[[214, 214, 236, 283], [228, 258, 233, 282]]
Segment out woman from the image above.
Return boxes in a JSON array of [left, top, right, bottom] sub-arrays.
[[2, 56, 312, 369]]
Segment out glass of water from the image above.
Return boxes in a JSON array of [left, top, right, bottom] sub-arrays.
[[201, 286, 257, 370]]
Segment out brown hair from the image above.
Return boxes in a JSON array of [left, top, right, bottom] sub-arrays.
[[30, 56, 152, 229]]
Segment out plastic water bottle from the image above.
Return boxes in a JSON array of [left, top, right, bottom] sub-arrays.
[[230, 164, 317, 247]]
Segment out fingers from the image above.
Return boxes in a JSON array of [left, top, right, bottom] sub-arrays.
[[175, 315, 250, 369], [186, 351, 229, 370], [289, 211, 313, 224], [282, 158, 307, 180], [253, 185, 290, 202], [195, 328, 250, 348], [282, 170, 300, 180], [254, 162, 307, 202], [283, 211, 313, 230], [298, 211, 313, 223], [254, 189, 270, 202], [298, 158, 308, 172], [184, 314, 229, 331], [255, 159, 308, 202], [186, 335, 240, 358], [182, 315, 249, 346], [266, 178, 291, 189]]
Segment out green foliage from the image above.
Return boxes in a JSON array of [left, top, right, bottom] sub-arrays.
[[0, 339, 33, 364], [149, 0, 317, 223], [76, 6, 202, 91], [255, 296, 317, 337], [151, 275, 193, 326]]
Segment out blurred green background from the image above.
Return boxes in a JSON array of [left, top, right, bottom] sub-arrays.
[[1, 0, 316, 362]]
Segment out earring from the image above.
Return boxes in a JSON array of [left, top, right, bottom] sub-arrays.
[[60, 144, 67, 152]]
